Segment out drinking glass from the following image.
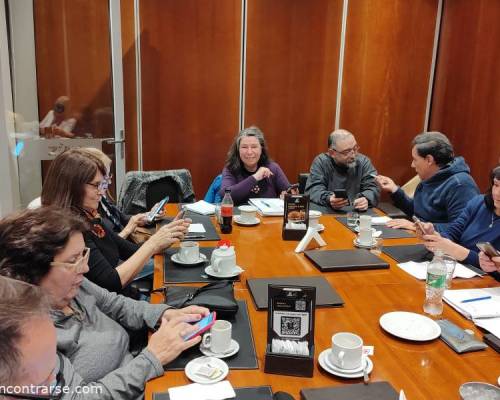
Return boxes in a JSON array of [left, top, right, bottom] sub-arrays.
[[347, 211, 359, 228]]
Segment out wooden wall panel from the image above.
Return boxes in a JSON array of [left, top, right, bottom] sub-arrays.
[[340, 0, 438, 185], [245, 0, 342, 183], [139, 0, 241, 197], [34, 0, 113, 138], [430, 0, 500, 191]]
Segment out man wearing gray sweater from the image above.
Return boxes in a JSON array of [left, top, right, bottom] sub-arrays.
[[305, 129, 380, 210]]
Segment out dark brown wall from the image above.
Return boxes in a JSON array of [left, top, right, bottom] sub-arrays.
[[341, 0, 438, 185], [430, 0, 500, 191], [244, 0, 342, 184], [139, 0, 241, 197]]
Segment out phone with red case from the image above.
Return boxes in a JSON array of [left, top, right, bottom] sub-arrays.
[[183, 311, 216, 341]]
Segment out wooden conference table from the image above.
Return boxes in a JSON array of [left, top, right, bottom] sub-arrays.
[[146, 205, 499, 400]]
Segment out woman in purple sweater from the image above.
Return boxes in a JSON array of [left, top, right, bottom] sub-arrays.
[[219, 126, 292, 205]]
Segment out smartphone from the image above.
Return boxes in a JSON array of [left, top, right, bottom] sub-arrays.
[[286, 183, 299, 193], [412, 215, 428, 233], [476, 242, 500, 258], [146, 196, 170, 223], [333, 189, 348, 199], [177, 208, 187, 220], [183, 311, 216, 341]]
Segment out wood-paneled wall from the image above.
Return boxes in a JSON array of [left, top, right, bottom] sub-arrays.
[[139, 0, 241, 197], [430, 0, 500, 191]]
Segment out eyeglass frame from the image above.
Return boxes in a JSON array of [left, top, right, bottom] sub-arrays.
[[0, 354, 66, 400], [85, 179, 109, 192], [330, 144, 360, 157], [50, 247, 90, 273]]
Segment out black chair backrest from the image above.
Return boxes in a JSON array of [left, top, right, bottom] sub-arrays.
[[298, 173, 310, 194], [145, 176, 183, 209]]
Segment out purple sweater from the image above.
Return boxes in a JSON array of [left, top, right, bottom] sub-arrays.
[[220, 161, 291, 205]]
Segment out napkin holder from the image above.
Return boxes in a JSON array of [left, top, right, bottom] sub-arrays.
[[264, 285, 316, 377], [282, 194, 310, 241]]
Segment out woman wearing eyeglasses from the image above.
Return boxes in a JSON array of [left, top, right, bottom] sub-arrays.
[[41, 148, 188, 297], [219, 126, 295, 206], [0, 207, 207, 399]]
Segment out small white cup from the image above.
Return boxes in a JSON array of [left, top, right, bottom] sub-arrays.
[[309, 210, 322, 228], [179, 241, 200, 263], [238, 205, 257, 223], [359, 215, 372, 230], [358, 228, 373, 246], [329, 332, 363, 370], [202, 320, 232, 354]]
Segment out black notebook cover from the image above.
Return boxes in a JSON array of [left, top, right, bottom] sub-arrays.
[[376, 202, 408, 219], [247, 276, 344, 309], [301, 382, 399, 400], [160, 212, 220, 241], [304, 249, 389, 272], [154, 386, 273, 400], [382, 244, 433, 263]]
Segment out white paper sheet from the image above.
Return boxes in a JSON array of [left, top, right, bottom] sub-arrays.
[[372, 216, 392, 225], [474, 317, 500, 338], [168, 381, 235, 400], [184, 200, 216, 215], [397, 261, 481, 281], [188, 223, 206, 233]]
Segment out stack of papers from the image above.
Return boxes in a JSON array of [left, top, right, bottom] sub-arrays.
[[184, 200, 216, 215], [397, 261, 481, 280], [249, 198, 284, 216], [443, 287, 500, 337], [372, 216, 392, 225]]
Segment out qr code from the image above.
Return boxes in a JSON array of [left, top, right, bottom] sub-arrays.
[[295, 300, 306, 311], [281, 316, 301, 336]]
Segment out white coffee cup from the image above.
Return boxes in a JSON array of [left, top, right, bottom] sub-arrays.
[[309, 210, 322, 228], [358, 228, 373, 246], [359, 215, 372, 230], [179, 241, 200, 263], [202, 320, 232, 353], [329, 332, 363, 370], [211, 246, 237, 274], [238, 205, 257, 223]]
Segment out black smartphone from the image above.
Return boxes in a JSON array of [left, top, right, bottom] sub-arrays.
[[333, 189, 348, 199], [146, 196, 169, 223], [476, 242, 500, 258]]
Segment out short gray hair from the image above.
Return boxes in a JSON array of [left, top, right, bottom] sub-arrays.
[[0, 277, 50, 384], [328, 129, 354, 149], [412, 131, 454, 166]]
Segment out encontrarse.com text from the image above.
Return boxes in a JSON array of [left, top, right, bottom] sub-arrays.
[[0, 385, 103, 396]]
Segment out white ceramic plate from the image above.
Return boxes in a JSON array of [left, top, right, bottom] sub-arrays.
[[199, 339, 240, 359], [318, 349, 373, 378], [171, 252, 207, 265], [234, 216, 261, 226], [205, 265, 244, 278], [185, 356, 229, 384], [379, 311, 441, 341]]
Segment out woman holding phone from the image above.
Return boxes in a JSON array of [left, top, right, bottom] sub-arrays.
[[41, 148, 190, 296], [219, 126, 296, 205], [419, 165, 500, 280]]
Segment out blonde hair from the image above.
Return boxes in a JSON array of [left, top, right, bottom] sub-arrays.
[[80, 147, 112, 172]]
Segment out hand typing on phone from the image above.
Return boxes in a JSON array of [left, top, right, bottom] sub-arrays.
[[478, 252, 500, 273], [329, 194, 349, 210]]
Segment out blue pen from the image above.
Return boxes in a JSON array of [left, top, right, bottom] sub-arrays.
[[262, 201, 272, 208], [460, 296, 492, 303]]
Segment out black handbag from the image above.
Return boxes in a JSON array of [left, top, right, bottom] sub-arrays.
[[155, 280, 239, 319]]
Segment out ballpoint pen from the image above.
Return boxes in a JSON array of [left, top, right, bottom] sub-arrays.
[[262, 201, 272, 208], [460, 295, 492, 303]]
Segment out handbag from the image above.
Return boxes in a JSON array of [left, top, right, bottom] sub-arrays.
[[155, 280, 239, 319]]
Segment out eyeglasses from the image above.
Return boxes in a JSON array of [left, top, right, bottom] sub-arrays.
[[332, 144, 360, 156], [86, 180, 109, 192], [105, 173, 113, 185], [50, 247, 90, 273], [0, 355, 65, 399]]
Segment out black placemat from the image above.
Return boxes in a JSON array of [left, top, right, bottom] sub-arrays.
[[309, 203, 378, 216], [164, 300, 258, 370], [336, 217, 415, 239], [163, 247, 241, 283], [247, 276, 344, 309], [376, 202, 408, 219], [382, 244, 433, 263], [154, 386, 273, 400], [305, 249, 389, 272], [160, 212, 221, 241], [301, 382, 398, 400]]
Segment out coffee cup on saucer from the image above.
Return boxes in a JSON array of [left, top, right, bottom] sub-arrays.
[[329, 332, 363, 370], [238, 205, 258, 223], [178, 241, 200, 263], [202, 320, 232, 354], [309, 210, 322, 228], [357, 228, 373, 246], [210, 246, 237, 275]]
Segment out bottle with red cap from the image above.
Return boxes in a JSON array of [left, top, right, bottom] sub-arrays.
[[220, 188, 233, 234]]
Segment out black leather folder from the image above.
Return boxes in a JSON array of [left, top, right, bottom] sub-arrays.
[[247, 276, 344, 309], [154, 386, 273, 400], [304, 249, 389, 272], [376, 202, 408, 219], [382, 244, 432, 263], [300, 381, 398, 400]]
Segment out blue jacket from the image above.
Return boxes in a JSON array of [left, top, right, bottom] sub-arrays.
[[204, 174, 222, 204], [440, 195, 500, 280], [391, 157, 479, 230]]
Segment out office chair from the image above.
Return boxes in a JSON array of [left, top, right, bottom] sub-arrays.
[[298, 173, 310, 194]]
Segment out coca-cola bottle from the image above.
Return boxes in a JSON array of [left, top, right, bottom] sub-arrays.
[[220, 188, 233, 234]]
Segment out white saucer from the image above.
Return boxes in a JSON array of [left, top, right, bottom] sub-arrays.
[[185, 356, 229, 384], [318, 349, 373, 378], [379, 311, 441, 341], [353, 238, 377, 249], [205, 265, 244, 278], [354, 226, 377, 234], [234, 215, 261, 226], [199, 339, 240, 358], [171, 252, 207, 265]]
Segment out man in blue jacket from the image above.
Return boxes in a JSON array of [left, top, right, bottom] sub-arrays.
[[376, 131, 479, 231]]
